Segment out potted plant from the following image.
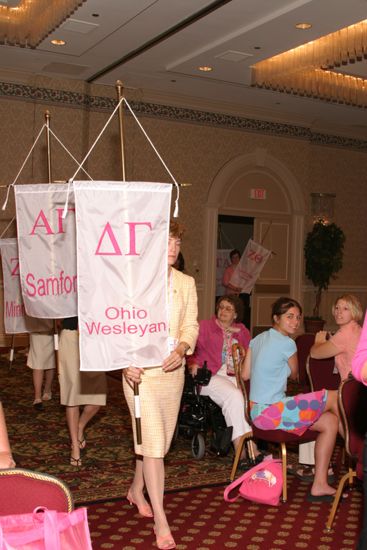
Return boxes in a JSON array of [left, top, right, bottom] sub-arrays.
[[303, 221, 345, 333]]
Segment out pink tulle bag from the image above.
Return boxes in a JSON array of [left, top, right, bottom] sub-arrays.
[[0, 507, 92, 550]]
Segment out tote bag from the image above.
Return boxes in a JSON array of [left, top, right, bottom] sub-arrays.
[[0, 507, 92, 550], [224, 456, 283, 506]]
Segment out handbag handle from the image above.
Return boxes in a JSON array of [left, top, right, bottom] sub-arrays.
[[224, 457, 280, 502], [43, 510, 61, 550]]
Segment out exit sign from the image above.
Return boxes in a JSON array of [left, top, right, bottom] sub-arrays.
[[250, 188, 267, 200]]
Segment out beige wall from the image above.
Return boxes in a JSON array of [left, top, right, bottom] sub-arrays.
[[0, 72, 366, 328]]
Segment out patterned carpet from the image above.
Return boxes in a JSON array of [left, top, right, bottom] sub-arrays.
[[87, 479, 363, 549], [0, 353, 233, 503], [1, 353, 364, 549]]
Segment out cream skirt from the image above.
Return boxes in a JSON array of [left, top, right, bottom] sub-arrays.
[[123, 365, 184, 458]]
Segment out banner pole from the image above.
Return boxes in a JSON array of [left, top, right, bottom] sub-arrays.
[[9, 334, 15, 369], [116, 82, 142, 444], [116, 81, 126, 182], [44, 110, 60, 371]]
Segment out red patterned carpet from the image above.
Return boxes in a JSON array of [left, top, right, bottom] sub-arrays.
[[0, 353, 364, 549], [87, 479, 362, 549]]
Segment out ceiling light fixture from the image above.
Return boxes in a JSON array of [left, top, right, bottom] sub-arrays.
[[295, 22, 312, 30], [0, 0, 85, 48], [198, 65, 213, 72], [252, 19, 367, 108], [51, 38, 66, 46]]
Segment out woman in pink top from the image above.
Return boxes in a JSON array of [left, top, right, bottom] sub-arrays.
[[310, 294, 363, 380], [188, 295, 257, 461], [352, 311, 367, 384], [352, 311, 367, 550]]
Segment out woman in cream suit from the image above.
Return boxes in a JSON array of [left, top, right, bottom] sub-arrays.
[[123, 221, 198, 550]]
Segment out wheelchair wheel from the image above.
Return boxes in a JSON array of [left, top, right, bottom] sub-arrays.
[[191, 433, 205, 459]]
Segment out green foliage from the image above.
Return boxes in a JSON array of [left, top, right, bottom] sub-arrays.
[[304, 221, 345, 317]]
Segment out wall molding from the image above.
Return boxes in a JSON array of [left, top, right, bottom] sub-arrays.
[[1, 80, 367, 151]]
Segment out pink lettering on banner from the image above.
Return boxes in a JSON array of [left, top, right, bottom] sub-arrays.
[[105, 306, 148, 320], [84, 320, 167, 337], [95, 221, 153, 256], [56, 208, 75, 234], [29, 210, 53, 235], [29, 208, 75, 236], [5, 301, 25, 318], [95, 223, 122, 256], [125, 222, 152, 256], [247, 250, 263, 264], [25, 271, 77, 297], [10, 257, 20, 277]]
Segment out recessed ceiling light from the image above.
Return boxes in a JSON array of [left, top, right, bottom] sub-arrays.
[[51, 39, 66, 46], [198, 66, 213, 72], [295, 22, 312, 30]]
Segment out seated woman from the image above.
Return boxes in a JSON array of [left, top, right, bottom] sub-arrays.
[[0, 402, 15, 469], [310, 294, 362, 380], [242, 297, 340, 502], [187, 295, 260, 462]]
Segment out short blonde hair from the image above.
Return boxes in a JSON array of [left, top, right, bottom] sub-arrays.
[[332, 294, 363, 322]]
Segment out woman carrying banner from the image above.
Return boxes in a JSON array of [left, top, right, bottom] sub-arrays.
[[59, 317, 107, 466], [123, 221, 199, 550]]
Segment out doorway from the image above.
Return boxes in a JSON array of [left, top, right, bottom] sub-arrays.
[[217, 214, 254, 329]]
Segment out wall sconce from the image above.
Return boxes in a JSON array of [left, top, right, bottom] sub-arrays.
[[311, 192, 336, 225]]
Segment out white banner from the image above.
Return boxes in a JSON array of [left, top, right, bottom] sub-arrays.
[[14, 184, 77, 319], [216, 249, 232, 296], [230, 239, 271, 293], [74, 181, 171, 372], [0, 238, 53, 333]]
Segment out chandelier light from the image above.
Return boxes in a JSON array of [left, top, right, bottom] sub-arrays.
[[0, 0, 85, 48], [252, 19, 367, 108]]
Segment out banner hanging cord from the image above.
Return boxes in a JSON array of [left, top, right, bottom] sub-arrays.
[[62, 96, 125, 218], [0, 216, 15, 239], [2, 123, 47, 211], [123, 98, 180, 218], [48, 128, 93, 181]]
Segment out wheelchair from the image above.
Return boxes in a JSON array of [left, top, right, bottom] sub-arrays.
[[175, 363, 233, 459]]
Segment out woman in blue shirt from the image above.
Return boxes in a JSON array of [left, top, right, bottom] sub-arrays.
[[242, 297, 339, 502]]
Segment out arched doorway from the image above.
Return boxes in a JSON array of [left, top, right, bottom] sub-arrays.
[[201, 150, 306, 328]]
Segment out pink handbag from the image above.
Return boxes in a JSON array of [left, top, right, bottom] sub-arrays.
[[224, 455, 283, 506], [0, 507, 92, 550]]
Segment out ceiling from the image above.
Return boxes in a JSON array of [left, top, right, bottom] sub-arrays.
[[1, 0, 367, 138]]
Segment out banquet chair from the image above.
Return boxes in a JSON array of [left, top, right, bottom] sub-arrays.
[[306, 355, 341, 391], [0, 468, 73, 514], [326, 377, 367, 530], [231, 344, 317, 502], [295, 334, 315, 393]]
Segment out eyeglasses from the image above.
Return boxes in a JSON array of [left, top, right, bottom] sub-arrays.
[[218, 305, 235, 312]]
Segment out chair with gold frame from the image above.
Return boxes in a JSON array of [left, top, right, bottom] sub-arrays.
[[326, 377, 367, 531], [0, 468, 73, 514]]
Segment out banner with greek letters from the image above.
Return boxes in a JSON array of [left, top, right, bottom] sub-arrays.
[[14, 184, 77, 319], [73, 181, 171, 372], [0, 238, 53, 333], [230, 239, 271, 293], [216, 249, 232, 296]]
